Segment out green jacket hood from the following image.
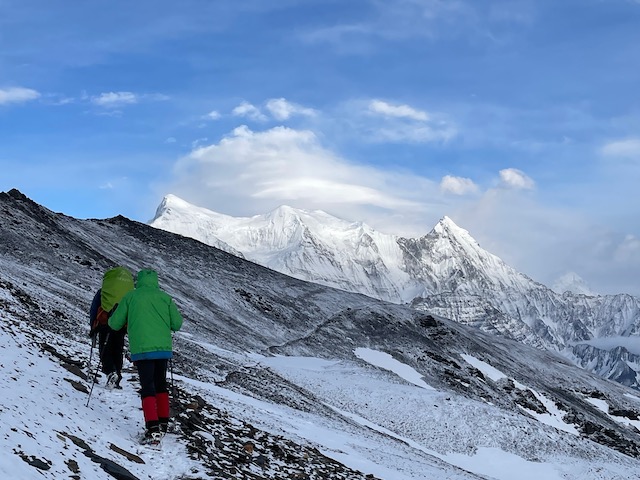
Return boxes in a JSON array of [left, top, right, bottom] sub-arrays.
[[136, 269, 159, 288]]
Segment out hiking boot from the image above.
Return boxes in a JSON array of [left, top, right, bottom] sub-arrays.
[[159, 418, 169, 433], [141, 431, 163, 446], [115, 372, 123, 389], [105, 372, 119, 389], [141, 425, 163, 446]]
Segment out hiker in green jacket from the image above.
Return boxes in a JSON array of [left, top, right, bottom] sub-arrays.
[[109, 269, 183, 444]]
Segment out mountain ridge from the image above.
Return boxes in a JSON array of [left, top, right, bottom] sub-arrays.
[[151, 194, 640, 389]]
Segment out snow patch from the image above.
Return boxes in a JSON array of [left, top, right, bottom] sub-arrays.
[[354, 347, 435, 390]]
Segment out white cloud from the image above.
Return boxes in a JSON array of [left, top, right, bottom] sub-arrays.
[[302, 0, 474, 45], [614, 234, 640, 263], [349, 99, 456, 144], [584, 336, 640, 356], [375, 124, 456, 143], [300, 0, 530, 47], [166, 125, 442, 233], [52, 97, 74, 106], [89, 91, 169, 109], [440, 175, 479, 195], [232, 101, 267, 121], [601, 138, 640, 158], [368, 100, 429, 121], [206, 110, 221, 120], [93, 109, 123, 117], [499, 168, 535, 190], [165, 137, 177, 144], [41, 94, 74, 106], [265, 98, 317, 121], [227, 97, 454, 144], [92, 91, 138, 108], [231, 99, 317, 122], [0, 87, 40, 105]]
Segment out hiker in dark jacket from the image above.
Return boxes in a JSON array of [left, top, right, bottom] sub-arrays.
[[89, 289, 101, 329], [89, 288, 127, 389], [109, 269, 183, 444]]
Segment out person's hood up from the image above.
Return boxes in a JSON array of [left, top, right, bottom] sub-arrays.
[[136, 269, 159, 288]]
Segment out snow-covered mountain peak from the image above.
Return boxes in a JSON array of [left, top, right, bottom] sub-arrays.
[[552, 272, 596, 296], [161, 193, 185, 206], [260, 205, 319, 234], [437, 215, 457, 229], [152, 194, 235, 224], [149, 195, 245, 257], [154, 193, 186, 214], [262, 205, 370, 234], [432, 216, 481, 249], [266, 204, 299, 218], [422, 216, 506, 280]]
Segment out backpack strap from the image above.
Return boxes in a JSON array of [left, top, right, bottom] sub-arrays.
[[89, 306, 111, 337]]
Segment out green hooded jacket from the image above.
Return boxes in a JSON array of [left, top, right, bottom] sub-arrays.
[[108, 269, 183, 361]]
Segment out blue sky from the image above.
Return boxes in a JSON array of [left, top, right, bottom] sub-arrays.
[[1, 0, 640, 295]]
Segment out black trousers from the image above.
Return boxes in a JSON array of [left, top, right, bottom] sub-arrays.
[[136, 359, 169, 398], [98, 327, 125, 376]]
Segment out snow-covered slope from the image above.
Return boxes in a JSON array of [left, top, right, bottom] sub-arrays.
[[150, 195, 640, 388], [4, 188, 640, 479]]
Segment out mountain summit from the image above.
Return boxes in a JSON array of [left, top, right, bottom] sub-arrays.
[[553, 271, 596, 295], [152, 195, 412, 301], [151, 195, 640, 389], [151, 196, 532, 304]]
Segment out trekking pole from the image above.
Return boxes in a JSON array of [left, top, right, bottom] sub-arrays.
[[170, 357, 177, 403], [86, 355, 103, 408], [86, 331, 110, 407], [88, 335, 97, 370], [168, 357, 178, 433], [170, 332, 178, 404]]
